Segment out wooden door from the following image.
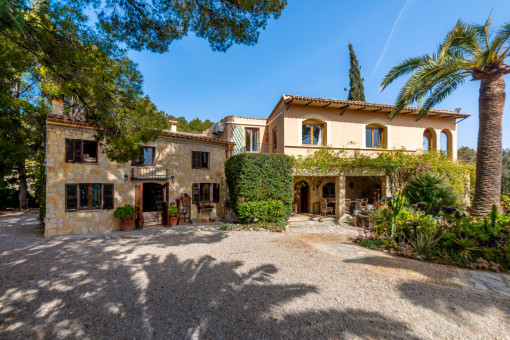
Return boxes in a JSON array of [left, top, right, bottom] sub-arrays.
[[300, 182, 309, 213], [135, 183, 143, 227], [162, 183, 169, 226], [294, 181, 309, 213]]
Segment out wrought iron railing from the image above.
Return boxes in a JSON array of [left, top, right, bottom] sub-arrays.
[[131, 167, 172, 180], [229, 143, 285, 156]]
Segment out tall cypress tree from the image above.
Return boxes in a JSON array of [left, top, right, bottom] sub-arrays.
[[347, 43, 365, 101]]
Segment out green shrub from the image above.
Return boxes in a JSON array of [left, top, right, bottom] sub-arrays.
[[404, 172, 460, 214], [236, 200, 287, 223], [168, 202, 179, 217], [360, 238, 382, 250], [225, 153, 293, 220], [114, 204, 136, 221], [410, 228, 442, 255], [275, 218, 287, 228]]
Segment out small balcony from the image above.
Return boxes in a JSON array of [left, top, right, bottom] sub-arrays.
[[131, 167, 173, 180], [230, 143, 284, 156]]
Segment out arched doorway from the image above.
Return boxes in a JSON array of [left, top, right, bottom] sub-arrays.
[[294, 180, 309, 213]]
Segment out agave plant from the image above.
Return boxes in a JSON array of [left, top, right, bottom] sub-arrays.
[[381, 16, 510, 216]]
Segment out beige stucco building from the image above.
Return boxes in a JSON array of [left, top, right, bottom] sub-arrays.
[[44, 110, 231, 237], [44, 94, 468, 236], [204, 94, 469, 218]]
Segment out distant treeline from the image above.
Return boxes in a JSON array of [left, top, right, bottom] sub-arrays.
[[166, 115, 214, 134]]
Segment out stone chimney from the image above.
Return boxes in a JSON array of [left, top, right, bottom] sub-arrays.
[[169, 120, 178, 132], [51, 98, 64, 115]]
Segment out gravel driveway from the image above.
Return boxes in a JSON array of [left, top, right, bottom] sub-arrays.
[[1, 211, 509, 339]]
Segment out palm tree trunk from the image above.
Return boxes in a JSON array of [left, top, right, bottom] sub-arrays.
[[471, 72, 505, 216]]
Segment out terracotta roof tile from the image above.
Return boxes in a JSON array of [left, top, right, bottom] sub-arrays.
[[47, 114, 231, 146], [284, 94, 470, 118]]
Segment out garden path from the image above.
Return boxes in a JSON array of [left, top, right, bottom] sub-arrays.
[[285, 214, 510, 298]]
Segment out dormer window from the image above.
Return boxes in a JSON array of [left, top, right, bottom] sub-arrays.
[[302, 119, 324, 146], [366, 125, 385, 148]]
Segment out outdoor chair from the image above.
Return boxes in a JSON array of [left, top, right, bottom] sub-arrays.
[[361, 198, 368, 209], [320, 199, 334, 216], [352, 199, 363, 216], [344, 198, 351, 214]]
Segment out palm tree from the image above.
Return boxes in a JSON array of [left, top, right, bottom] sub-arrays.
[[381, 16, 510, 216]]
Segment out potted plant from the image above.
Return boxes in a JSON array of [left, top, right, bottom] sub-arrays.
[[168, 202, 179, 227], [114, 204, 136, 231]]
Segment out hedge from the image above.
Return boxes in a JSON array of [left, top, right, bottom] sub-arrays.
[[236, 200, 288, 223], [225, 153, 293, 221]]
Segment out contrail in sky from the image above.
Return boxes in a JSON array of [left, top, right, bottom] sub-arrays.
[[372, 0, 414, 78]]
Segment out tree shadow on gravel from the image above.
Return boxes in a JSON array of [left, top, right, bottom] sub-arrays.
[[397, 280, 510, 319], [1, 233, 417, 339], [345, 256, 510, 318]]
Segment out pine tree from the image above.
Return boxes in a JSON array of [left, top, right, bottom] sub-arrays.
[[347, 43, 365, 101]]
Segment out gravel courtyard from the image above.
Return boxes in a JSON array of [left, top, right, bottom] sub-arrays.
[[1, 211, 509, 339]]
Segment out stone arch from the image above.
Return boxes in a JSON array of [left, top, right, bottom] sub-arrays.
[[440, 129, 453, 157], [423, 128, 437, 152]]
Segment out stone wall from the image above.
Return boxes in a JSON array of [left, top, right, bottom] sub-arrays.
[[45, 122, 228, 237]]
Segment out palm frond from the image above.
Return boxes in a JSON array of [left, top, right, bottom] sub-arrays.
[[380, 55, 431, 91], [472, 15, 494, 50], [439, 20, 481, 61], [388, 58, 470, 119], [493, 22, 510, 59], [416, 73, 467, 119]]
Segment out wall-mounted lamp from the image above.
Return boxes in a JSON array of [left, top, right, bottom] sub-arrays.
[[315, 180, 322, 189], [170, 175, 175, 184], [124, 174, 129, 181]]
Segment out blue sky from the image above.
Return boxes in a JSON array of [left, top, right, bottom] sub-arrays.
[[127, 0, 510, 150]]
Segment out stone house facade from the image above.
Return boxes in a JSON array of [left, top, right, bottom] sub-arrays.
[[203, 94, 470, 217], [44, 113, 231, 237]]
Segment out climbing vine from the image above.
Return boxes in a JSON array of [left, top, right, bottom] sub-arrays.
[[293, 148, 475, 200]]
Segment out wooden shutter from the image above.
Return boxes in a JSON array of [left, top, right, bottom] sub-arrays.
[[103, 184, 114, 210], [213, 183, 219, 203], [191, 151, 199, 169], [65, 139, 74, 162], [192, 183, 200, 204], [65, 184, 78, 211], [132, 146, 144, 166], [73, 139, 83, 163]]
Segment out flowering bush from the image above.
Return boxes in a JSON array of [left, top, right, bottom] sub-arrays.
[[502, 193, 510, 214], [358, 204, 510, 271]]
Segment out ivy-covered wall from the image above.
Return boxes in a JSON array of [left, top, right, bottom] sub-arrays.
[[225, 154, 294, 219], [293, 148, 475, 202]]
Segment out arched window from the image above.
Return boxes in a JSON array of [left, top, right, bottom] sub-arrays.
[[322, 182, 335, 199], [440, 129, 453, 156], [366, 124, 386, 148], [423, 128, 436, 152], [302, 119, 325, 146]]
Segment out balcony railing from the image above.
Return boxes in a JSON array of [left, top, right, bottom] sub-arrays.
[[131, 167, 173, 180], [230, 143, 284, 156]]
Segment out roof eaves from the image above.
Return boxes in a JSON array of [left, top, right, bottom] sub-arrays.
[[284, 94, 470, 118]]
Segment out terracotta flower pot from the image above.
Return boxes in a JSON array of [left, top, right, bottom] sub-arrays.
[[169, 216, 178, 227], [121, 219, 135, 231]]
